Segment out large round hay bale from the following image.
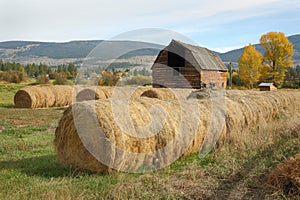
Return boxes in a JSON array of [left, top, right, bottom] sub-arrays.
[[76, 86, 146, 102], [139, 88, 176, 100], [14, 85, 73, 108], [75, 87, 177, 102], [75, 87, 108, 102], [54, 91, 300, 173], [55, 97, 208, 173]]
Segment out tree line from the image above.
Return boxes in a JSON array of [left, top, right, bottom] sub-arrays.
[[237, 32, 299, 88], [0, 60, 78, 84]]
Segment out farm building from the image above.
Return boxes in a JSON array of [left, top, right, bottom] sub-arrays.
[[258, 83, 277, 91], [151, 40, 228, 89]]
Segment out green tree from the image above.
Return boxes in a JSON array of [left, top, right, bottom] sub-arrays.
[[260, 32, 294, 84], [67, 63, 77, 78], [54, 72, 68, 85], [57, 65, 62, 73], [238, 44, 263, 88], [37, 74, 49, 84], [296, 65, 300, 87]]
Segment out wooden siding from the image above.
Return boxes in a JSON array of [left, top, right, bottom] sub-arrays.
[[259, 85, 277, 91], [152, 41, 227, 89], [153, 50, 201, 88]]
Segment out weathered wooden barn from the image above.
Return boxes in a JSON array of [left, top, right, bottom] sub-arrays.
[[258, 83, 277, 91], [151, 40, 228, 89]]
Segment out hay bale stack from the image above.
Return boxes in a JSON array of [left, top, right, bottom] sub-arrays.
[[75, 87, 182, 102], [224, 91, 296, 134], [14, 85, 73, 108], [55, 97, 206, 173], [54, 91, 300, 173], [75, 86, 146, 102]]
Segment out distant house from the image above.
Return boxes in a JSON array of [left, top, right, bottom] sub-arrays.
[[151, 40, 228, 89], [258, 83, 277, 91]]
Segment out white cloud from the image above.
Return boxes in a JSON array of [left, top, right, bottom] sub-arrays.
[[0, 0, 299, 48], [211, 46, 244, 53]]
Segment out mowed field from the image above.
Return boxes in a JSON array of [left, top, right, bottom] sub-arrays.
[[0, 83, 299, 200]]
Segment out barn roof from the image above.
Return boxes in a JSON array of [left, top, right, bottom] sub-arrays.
[[258, 83, 276, 87], [167, 40, 228, 71]]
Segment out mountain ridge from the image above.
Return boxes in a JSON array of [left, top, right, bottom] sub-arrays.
[[1, 34, 299, 66]]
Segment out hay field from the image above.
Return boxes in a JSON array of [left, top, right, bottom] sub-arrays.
[[0, 84, 300, 199]]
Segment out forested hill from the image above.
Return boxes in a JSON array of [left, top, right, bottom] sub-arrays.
[[0, 40, 164, 63], [0, 34, 299, 65]]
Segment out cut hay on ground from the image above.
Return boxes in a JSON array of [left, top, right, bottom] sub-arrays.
[[54, 91, 300, 173], [14, 85, 73, 108], [267, 154, 300, 195]]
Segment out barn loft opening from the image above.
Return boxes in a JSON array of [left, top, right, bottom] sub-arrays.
[[168, 51, 185, 68]]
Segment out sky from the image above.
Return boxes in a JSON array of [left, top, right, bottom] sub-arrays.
[[0, 0, 300, 52]]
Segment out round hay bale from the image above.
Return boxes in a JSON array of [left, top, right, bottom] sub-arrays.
[[55, 97, 206, 173], [76, 87, 107, 102], [139, 88, 192, 100], [75, 86, 191, 102], [14, 85, 73, 108], [140, 88, 175, 100], [14, 89, 35, 108], [54, 91, 299, 173], [76, 86, 147, 102]]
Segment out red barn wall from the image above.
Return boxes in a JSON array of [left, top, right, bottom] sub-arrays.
[[200, 70, 227, 89]]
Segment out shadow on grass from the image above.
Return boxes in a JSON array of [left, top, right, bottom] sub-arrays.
[[0, 103, 15, 109], [0, 155, 90, 178]]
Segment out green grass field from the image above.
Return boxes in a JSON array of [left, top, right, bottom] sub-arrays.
[[0, 84, 299, 199]]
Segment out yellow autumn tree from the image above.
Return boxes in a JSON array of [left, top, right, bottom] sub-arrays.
[[98, 70, 120, 86], [238, 44, 263, 88], [260, 32, 293, 83]]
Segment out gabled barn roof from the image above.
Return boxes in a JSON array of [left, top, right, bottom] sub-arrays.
[[153, 40, 228, 71]]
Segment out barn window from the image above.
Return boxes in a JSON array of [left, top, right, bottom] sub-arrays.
[[168, 50, 185, 68]]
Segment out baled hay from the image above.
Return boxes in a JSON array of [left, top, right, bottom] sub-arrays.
[[140, 88, 176, 100], [14, 85, 73, 108], [76, 87, 181, 102], [55, 97, 207, 173], [76, 86, 146, 102], [224, 90, 296, 133], [267, 154, 300, 195], [54, 91, 299, 173], [75, 87, 110, 102]]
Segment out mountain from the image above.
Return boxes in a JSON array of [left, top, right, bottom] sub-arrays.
[[0, 40, 164, 65], [218, 34, 300, 65], [1, 34, 299, 66]]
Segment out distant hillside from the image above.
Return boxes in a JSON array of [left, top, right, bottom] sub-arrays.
[[0, 40, 164, 64], [1, 34, 299, 66], [219, 34, 300, 65]]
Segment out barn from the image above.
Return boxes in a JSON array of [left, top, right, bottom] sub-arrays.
[[258, 83, 277, 91], [151, 40, 228, 89]]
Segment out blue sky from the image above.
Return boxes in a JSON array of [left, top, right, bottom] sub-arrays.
[[0, 0, 299, 52]]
